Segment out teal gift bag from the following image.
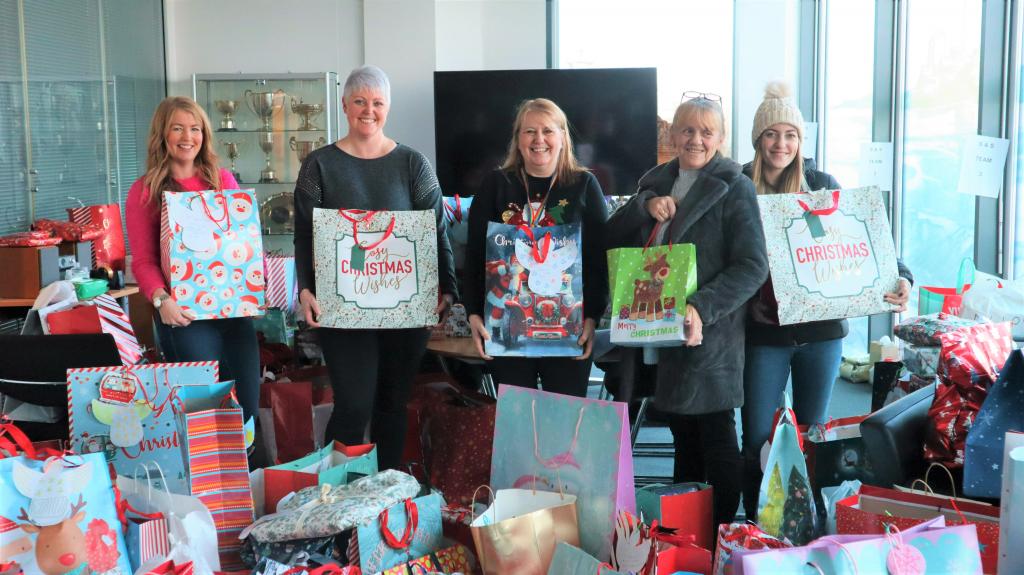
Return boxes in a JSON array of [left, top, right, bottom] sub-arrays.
[[490, 384, 635, 561], [546, 542, 629, 575], [357, 492, 444, 574], [263, 442, 377, 513], [756, 395, 816, 545]]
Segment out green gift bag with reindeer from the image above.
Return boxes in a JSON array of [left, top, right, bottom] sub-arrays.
[[607, 239, 697, 347]]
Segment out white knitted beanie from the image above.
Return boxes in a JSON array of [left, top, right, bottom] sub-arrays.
[[751, 81, 804, 146]]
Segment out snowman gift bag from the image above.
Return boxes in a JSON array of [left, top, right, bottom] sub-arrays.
[[482, 222, 585, 357], [160, 189, 265, 320]]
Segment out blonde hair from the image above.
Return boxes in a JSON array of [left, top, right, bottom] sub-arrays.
[[750, 131, 805, 195], [142, 96, 222, 205], [500, 98, 584, 185], [670, 97, 728, 160]]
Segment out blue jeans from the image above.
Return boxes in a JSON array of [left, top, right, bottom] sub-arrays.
[[740, 337, 843, 519], [154, 316, 261, 425]]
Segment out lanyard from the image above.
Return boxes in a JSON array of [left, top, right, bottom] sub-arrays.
[[519, 169, 558, 227]]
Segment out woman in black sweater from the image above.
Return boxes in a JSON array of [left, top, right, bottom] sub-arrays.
[[463, 98, 608, 397]]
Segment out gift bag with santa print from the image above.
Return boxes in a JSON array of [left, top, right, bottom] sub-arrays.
[[312, 208, 439, 329], [482, 221, 585, 357], [160, 189, 265, 320]]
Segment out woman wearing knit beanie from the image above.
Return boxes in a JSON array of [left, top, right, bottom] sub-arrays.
[[739, 82, 915, 521]]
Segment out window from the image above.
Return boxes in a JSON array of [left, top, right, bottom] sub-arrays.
[[558, 0, 733, 149], [823, 0, 876, 353], [900, 0, 983, 306]]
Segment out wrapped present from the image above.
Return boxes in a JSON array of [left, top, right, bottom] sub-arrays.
[[263, 253, 297, 313], [924, 322, 1014, 468], [483, 222, 585, 357], [33, 217, 104, 242], [964, 350, 1024, 497], [757, 187, 899, 324], [490, 385, 635, 560], [68, 203, 126, 271], [174, 382, 255, 569], [378, 543, 476, 574], [894, 312, 979, 346], [67, 362, 219, 495], [0, 230, 61, 247], [607, 228, 697, 347], [440, 503, 475, 551], [712, 523, 791, 575], [313, 208, 438, 329], [903, 342, 941, 377], [160, 188, 265, 320], [999, 441, 1024, 575]]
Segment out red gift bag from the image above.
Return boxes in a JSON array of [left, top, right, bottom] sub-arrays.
[[69, 203, 126, 271], [259, 381, 315, 464], [45, 294, 142, 365], [924, 321, 1014, 467], [655, 536, 712, 575], [635, 483, 714, 551], [835, 483, 1000, 573]]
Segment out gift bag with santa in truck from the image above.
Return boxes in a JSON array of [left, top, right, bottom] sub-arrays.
[[160, 189, 265, 320], [483, 221, 585, 357]]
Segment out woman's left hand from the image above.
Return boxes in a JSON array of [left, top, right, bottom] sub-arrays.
[[684, 304, 703, 347], [575, 318, 598, 360], [884, 278, 912, 313], [434, 293, 455, 327]]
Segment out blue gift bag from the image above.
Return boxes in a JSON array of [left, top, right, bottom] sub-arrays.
[[965, 349, 1024, 497], [357, 492, 443, 573]]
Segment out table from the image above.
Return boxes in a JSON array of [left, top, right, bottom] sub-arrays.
[[0, 285, 139, 308], [425, 336, 497, 397]]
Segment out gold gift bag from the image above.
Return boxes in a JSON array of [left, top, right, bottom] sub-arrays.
[[470, 486, 580, 574]]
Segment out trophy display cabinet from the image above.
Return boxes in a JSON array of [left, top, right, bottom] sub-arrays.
[[193, 72, 341, 248]]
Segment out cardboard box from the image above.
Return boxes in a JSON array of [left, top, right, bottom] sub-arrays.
[[0, 246, 60, 298]]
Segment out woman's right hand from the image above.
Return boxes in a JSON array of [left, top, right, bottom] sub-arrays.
[[468, 314, 493, 360], [646, 196, 676, 223], [299, 288, 321, 328], [158, 297, 195, 328]]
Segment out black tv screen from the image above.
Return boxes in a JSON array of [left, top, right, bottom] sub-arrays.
[[433, 68, 658, 198]]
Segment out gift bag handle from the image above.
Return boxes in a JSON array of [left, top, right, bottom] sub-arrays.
[[924, 461, 958, 500], [191, 191, 231, 232], [0, 418, 37, 460], [807, 537, 859, 575], [516, 224, 553, 264], [532, 399, 584, 472], [796, 189, 841, 215], [643, 217, 680, 251], [380, 498, 419, 550], [340, 209, 397, 251], [470, 484, 496, 525]]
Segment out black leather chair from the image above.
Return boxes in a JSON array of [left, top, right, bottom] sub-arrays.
[[0, 333, 122, 440], [860, 382, 937, 488]]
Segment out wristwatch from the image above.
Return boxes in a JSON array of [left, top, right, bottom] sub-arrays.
[[152, 293, 171, 308]]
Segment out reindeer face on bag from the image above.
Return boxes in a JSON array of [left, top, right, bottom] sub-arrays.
[[11, 459, 124, 575]]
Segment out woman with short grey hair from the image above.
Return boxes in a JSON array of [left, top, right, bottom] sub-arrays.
[[293, 65, 457, 469]]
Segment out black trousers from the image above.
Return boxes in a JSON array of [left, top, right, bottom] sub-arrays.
[[318, 327, 429, 470], [489, 356, 593, 397], [667, 409, 743, 531]]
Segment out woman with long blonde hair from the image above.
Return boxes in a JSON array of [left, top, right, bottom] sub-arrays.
[[125, 96, 260, 429]]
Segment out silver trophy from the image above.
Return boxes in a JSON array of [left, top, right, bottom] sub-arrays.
[[258, 131, 278, 183], [220, 140, 244, 182], [290, 97, 324, 131], [244, 89, 285, 131], [215, 100, 239, 131], [289, 136, 326, 164]]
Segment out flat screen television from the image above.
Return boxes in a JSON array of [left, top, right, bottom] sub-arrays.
[[433, 67, 658, 198]]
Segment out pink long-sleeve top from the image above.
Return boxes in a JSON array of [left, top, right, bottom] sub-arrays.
[[125, 168, 239, 301]]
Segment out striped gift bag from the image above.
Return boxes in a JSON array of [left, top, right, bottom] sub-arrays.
[[175, 382, 254, 570], [45, 294, 141, 365], [263, 253, 297, 313], [68, 203, 126, 271]]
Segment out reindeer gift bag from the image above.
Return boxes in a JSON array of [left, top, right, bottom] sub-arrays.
[[160, 189, 265, 320], [607, 224, 697, 346], [0, 449, 132, 575], [482, 222, 585, 357]]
